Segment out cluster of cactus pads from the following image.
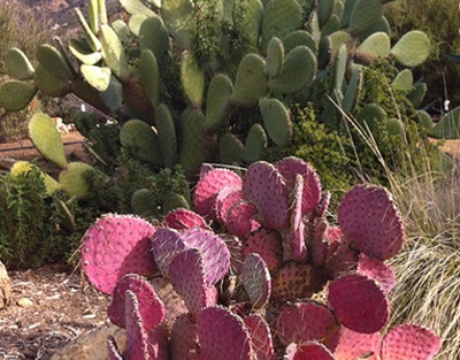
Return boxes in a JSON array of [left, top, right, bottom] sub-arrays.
[[0, 0, 432, 176], [81, 157, 440, 359]]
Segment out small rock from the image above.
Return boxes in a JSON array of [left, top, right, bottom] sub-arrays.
[[0, 261, 11, 308], [17, 297, 34, 308]]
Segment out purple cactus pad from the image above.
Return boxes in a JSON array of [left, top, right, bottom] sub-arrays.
[[151, 227, 185, 277], [244, 229, 283, 272], [123, 290, 150, 360], [170, 314, 200, 360], [328, 273, 390, 334], [227, 201, 259, 238], [244, 314, 275, 360], [108, 274, 165, 331], [81, 214, 157, 294], [338, 185, 404, 260], [241, 253, 271, 309], [276, 301, 338, 346], [163, 209, 210, 230], [357, 254, 396, 295], [329, 326, 381, 359]]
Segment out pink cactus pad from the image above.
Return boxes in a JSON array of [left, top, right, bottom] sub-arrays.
[[338, 185, 404, 260], [146, 326, 169, 360], [193, 169, 242, 219], [290, 174, 304, 232], [170, 314, 200, 360], [324, 241, 359, 279], [243, 161, 290, 229], [310, 219, 330, 268], [81, 214, 157, 294], [330, 326, 381, 359], [381, 324, 441, 360], [282, 219, 307, 262], [108, 274, 165, 331], [169, 248, 215, 315], [328, 274, 390, 333], [284, 342, 335, 360], [222, 235, 244, 275], [151, 227, 185, 277], [276, 157, 322, 215], [276, 301, 338, 346], [197, 306, 253, 360], [180, 228, 231, 285], [107, 337, 123, 360], [241, 253, 271, 309], [214, 185, 243, 222], [163, 209, 210, 230], [244, 314, 275, 360], [357, 254, 396, 295], [227, 201, 259, 238], [315, 191, 331, 217], [272, 263, 324, 300], [244, 229, 283, 272], [218, 190, 244, 227], [123, 290, 150, 360]]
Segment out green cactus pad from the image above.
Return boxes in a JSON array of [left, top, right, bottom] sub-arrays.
[[232, 0, 263, 47], [80, 64, 112, 91], [140, 50, 161, 108], [391, 69, 414, 92], [112, 19, 131, 44], [219, 133, 244, 164], [356, 32, 391, 63], [100, 76, 124, 112], [179, 109, 212, 176], [385, 118, 405, 139], [205, 74, 233, 132], [11, 161, 61, 195], [321, 14, 341, 37], [416, 110, 433, 131], [131, 188, 160, 218], [37, 44, 76, 81], [283, 30, 317, 55], [58, 162, 94, 199], [231, 54, 268, 106], [359, 15, 391, 41], [28, 113, 68, 169], [318, 0, 335, 27], [261, 0, 302, 51], [391, 30, 430, 67], [100, 24, 130, 79], [356, 104, 386, 134], [341, 0, 358, 28], [155, 104, 178, 168], [408, 82, 427, 108], [89, 0, 100, 33], [269, 46, 317, 94], [139, 16, 170, 65], [342, 67, 362, 113], [348, 0, 383, 37], [329, 30, 353, 55], [431, 105, 460, 139], [6, 48, 35, 80], [120, 0, 156, 16], [128, 14, 149, 36], [333, 44, 348, 91], [266, 37, 285, 77], [318, 36, 332, 69], [0, 81, 37, 112], [181, 52, 205, 108], [161, 0, 196, 49], [307, 10, 321, 44], [161, 192, 190, 214], [75, 8, 102, 52], [120, 119, 163, 166], [35, 65, 71, 97], [71, 78, 108, 112], [259, 98, 292, 146], [68, 38, 102, 65], [243, 124, 268, 163]]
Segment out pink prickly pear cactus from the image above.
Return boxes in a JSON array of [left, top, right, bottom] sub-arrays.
[[338, 185, 404, 260], [284, 342, 335, 360], [193, 169, 242, 219], [328, 274, 390, 334], [108, 274, 165, 331], [81, 214, 157, 294], [276, 301, 338, 347], [357, 254, 396, 295], [243, 314, 275, 360], [329, 326, 381, 360], [241, 253, 271, 309], [170, 314, 199, 360], [163, 208, 210, 230], [197, 306, 253, 360]]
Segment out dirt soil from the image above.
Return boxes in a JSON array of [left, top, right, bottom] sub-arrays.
[[0, 265, 110, 359]]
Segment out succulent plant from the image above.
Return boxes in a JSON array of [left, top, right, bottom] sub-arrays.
[[80, 157, 440, 359], [0, 0, 432, 180]]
